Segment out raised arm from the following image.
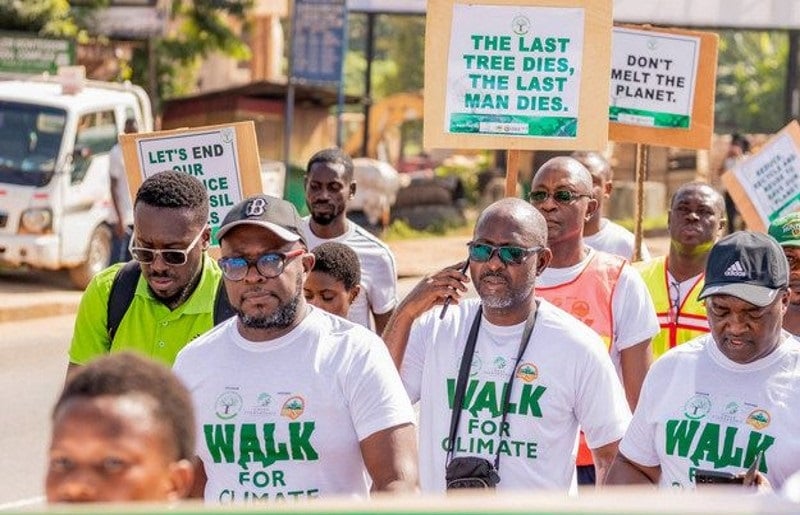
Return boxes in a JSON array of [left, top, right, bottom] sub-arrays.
[[381, 262, 469, 369]]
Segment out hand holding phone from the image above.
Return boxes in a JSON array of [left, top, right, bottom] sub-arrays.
[[695, 451, 763, 487], [439, 259, 469, 320]]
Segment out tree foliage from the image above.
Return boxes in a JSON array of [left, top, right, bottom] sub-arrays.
[[0, 0, 107, 41], [715, 30, 788, 134]]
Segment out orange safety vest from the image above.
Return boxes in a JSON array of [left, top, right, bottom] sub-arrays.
[[536, 250, 626, 467], [635, 256, 709, 359]]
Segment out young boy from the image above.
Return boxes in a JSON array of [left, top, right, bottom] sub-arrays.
[[304, 241, 362, 319], [46, 353, 196, 503]]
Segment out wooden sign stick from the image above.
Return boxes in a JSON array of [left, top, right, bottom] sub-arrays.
[[633, 142, 649, 262], [506, 149, 520, 198]]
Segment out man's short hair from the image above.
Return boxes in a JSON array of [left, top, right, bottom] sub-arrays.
[[135, 170, 209, 223], [54, 353, 195, 461], [312, 242, 361, 291], [306, 148, 354, 181]]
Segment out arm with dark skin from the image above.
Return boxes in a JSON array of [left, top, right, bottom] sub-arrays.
[[360, 423, 419, 493], [604, 452, 660, 486], [373, 309, 394, 335], [591, 440, 622, 487], [619, 339, 652, 410], [381, 262, 470, 369]]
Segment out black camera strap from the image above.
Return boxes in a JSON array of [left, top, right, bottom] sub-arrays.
[[445, 302, 539, 472]]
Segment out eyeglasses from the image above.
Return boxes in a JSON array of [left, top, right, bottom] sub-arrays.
[[218, 249, 305, 281], [467, 242, 542, 265], [129, 227, 206, 266], [529, 190, 591, 205]]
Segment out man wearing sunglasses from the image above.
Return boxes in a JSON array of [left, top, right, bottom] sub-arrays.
[[530, 156, 659, 486], [383, 198, 630, 492], [571, 151, 651, 262], [300, 148, 398, 333], [173, 194, 418, 502], [68, 171, 223, 371]]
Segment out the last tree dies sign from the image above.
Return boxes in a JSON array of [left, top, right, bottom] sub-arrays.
[[444, 5, 585, 139]]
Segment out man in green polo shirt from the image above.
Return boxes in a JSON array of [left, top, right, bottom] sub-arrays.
[[68, 170, 223, 371]]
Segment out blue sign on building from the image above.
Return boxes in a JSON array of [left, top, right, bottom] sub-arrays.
[[291, 0, 348, 85]]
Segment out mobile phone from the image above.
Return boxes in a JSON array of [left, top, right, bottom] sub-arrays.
[[694, 469, 745, 486], [439, 259, 470, 320]]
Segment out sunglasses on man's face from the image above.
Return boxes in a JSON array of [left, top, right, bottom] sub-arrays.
[[129, 227, 206, 266], [218, 249, 305, 281], [528, 189, 591, 205], [467, 242, 542, 265]]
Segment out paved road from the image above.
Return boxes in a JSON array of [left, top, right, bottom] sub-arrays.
[[0, 314, 72, 508]]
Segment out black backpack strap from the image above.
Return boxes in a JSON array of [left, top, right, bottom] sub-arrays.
[[106, 260, 141, 346], [213, 280, 236, 325]]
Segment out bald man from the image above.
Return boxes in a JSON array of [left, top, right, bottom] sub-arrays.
[[571, 151, 650, 261], [383, 198, 631, 492], [635, 182, 726, 359], [529, 157, 658, 485]]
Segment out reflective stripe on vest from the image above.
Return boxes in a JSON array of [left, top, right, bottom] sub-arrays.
[[536, 250, 626, 467], [636, 256, 709, 359]]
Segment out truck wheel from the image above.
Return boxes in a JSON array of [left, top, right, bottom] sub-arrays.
[[68, 225, 112, 290]]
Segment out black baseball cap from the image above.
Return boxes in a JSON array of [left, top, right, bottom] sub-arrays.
[[698, 231, 789, 307], [217, 195, 305, 244]]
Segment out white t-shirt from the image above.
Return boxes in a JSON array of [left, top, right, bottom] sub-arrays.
[[108, 143, 133, 226], [584, 218, 651, 262], [401, 299, 631, 492], [173, 307, 415, 503], [301, 218, 398, 330], [620, 334, 800, 490], [537, 248, 660, 376]]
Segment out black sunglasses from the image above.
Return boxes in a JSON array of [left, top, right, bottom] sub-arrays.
[[467, 242, 542, 265], [529, 190, 591, 205], [218, 249, 305, 281]]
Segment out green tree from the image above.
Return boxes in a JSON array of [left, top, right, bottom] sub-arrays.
[[0, 0, 106, 40], [128, 0, 252, 104], [715, 30, 788, 134]]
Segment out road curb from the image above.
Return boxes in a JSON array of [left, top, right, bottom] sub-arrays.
[[0, 301, 79, 323]]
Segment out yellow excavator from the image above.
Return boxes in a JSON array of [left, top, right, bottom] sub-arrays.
[[343, 91, 424, 164]]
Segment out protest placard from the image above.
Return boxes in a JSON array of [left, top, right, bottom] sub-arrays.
[[608, 25, 718, 149], [424, 0, 612, 151], [119, 121, 263, 244], [722, 120, 800, 232]]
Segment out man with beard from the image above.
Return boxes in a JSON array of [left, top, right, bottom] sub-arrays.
[[636, 182, 726, 359], [173, 194, 418, 503], [300, 148, 397, 333], [768, 212, 800, 338], [383, 198, 630, 492], [529, 157, 658, 485], [68, 170, 223, 370]]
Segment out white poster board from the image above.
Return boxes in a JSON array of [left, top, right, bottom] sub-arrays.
[[424, 0, 612, 151], [610, 27, 700, 130], [120, 121, 263, 245], [723, 121, 800, 232], [444, 5, 584, 138]]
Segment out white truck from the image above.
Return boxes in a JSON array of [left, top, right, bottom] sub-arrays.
[[0, 73, 153, 288]]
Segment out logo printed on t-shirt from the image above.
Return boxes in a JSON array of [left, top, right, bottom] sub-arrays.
[[515, 363, 538, 382], [215, 390, 243, 420], [746, 409, 771, 430], [280, 396, 305, 420], [683, 394, 712, 420]]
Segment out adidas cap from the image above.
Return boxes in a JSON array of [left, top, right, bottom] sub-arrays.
[[768, 211, 800, 247], [217, 194, 306, 245], [698, 231, 789, 307]]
